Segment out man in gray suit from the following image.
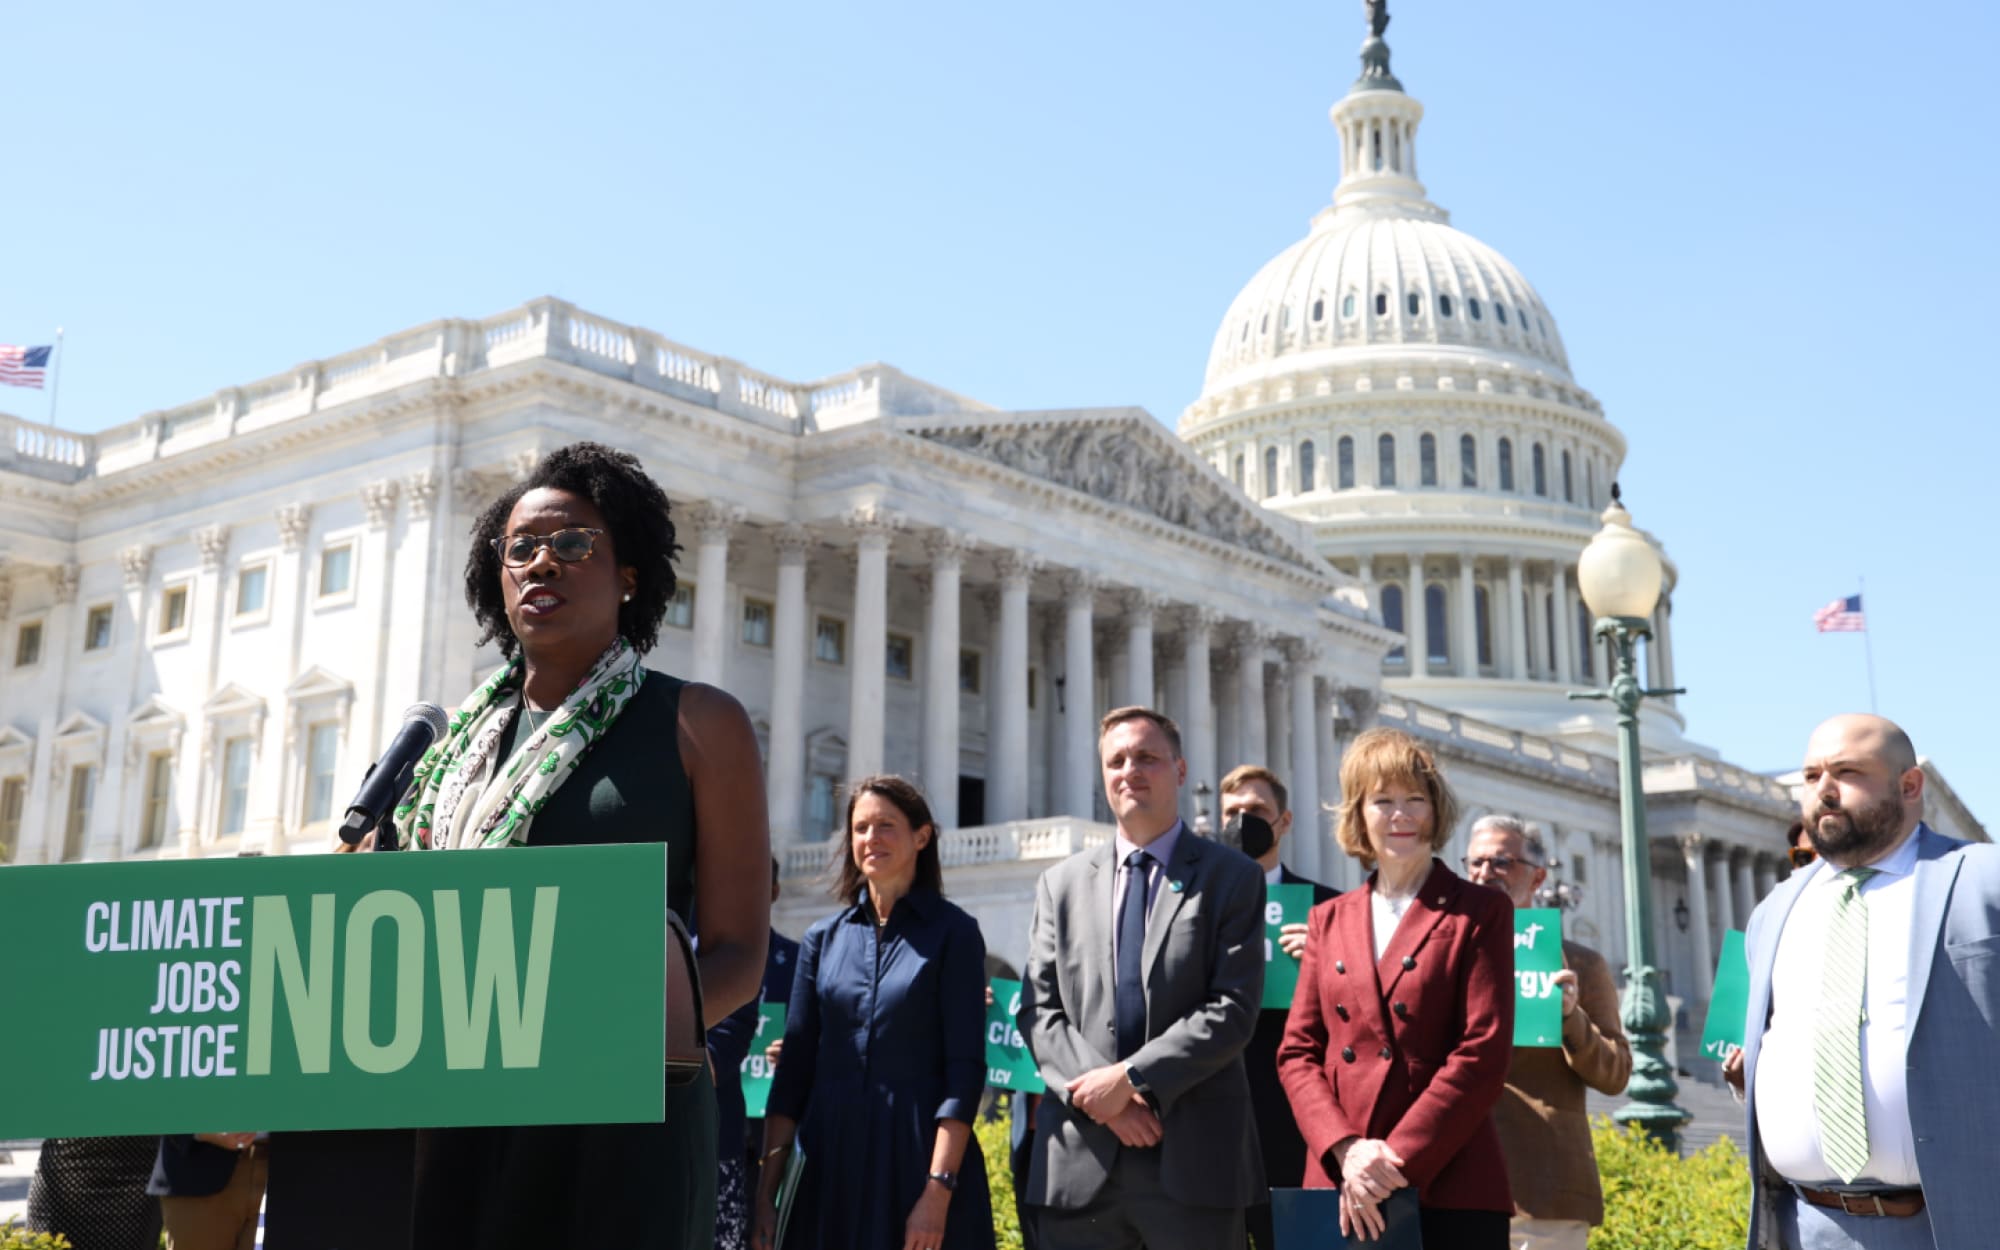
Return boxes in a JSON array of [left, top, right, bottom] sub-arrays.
[[1020, 705, 1266, 1250], [1742, 713, 2000, 1250]]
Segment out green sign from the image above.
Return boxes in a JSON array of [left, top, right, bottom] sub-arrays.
[[1513, 907, 1564, 1047], [0, 844, 668, 1137], [1261, 884, 1316, 1010], [984, 978, 1044, 1093], [741, 1002, 785, 1118], [1699, 930, 1750, 1061]]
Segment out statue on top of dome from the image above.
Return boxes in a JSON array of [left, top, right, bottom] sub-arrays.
[[1356, 0, 1403, 91], [1365, 0, 1389, 38]]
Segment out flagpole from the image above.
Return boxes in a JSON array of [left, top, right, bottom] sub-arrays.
[[47, 327, 64, 428], [1859, 574, 1878, 714]]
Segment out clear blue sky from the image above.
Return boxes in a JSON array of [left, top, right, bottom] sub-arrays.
[[6, 1, 1996, 826]]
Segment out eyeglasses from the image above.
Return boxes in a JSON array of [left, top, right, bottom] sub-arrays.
[[1463, 855, 1535, 874], [1789, 846, 1818, 868], [493, 528, 604, 568]]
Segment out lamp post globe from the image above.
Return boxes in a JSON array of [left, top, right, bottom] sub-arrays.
[[1576, 488, 1664, 624]]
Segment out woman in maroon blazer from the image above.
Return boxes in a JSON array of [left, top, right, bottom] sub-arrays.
[[1277, 728, 1515, 1247]]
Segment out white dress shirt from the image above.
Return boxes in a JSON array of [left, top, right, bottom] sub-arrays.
[[1754, 825, 1922, 1187], [1264, 863, 1285, 887], [1370, 885, 1417, 963]]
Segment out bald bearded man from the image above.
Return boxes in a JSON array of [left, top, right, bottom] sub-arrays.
[[1741, 714, 2000, 1250]]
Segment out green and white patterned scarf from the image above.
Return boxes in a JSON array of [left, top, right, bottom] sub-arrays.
[[395, 638, 647, 851]]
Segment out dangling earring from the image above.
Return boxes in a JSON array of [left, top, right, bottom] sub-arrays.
[[622, 593, 632, 603]]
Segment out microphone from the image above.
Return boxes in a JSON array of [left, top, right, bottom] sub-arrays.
[[338, 703, 450, 849]]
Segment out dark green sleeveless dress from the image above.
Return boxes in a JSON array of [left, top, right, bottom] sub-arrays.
[[410, 671, 718, 1248]]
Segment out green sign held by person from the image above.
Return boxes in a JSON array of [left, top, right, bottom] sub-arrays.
[[1513, 907, 1566, 1047], [984, 977, 1044, 1093]]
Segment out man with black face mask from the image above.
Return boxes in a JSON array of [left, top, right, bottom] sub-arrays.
[[1217, 765, 1338, 1250]]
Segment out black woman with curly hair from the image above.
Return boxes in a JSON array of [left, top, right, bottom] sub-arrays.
[[396, 441, 770, 1248]]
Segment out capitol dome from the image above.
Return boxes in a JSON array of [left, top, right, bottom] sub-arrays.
[[1179, 13, 1688, 751]]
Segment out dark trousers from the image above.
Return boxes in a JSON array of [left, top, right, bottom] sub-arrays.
[[1245, 1200, 1273, 1250], [1419, 1205, 1509, 1249], [1036, 1148, 1243, 1250]]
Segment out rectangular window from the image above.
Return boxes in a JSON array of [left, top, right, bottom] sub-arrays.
[[814, 616, 846, 664], [236, 564, 270, 616], [959, 649, 982, 694], [160, 585, 190, 635], [0, 776, 24, 864], [140, 751, 174, 849], [15, 620, 44, 666], [806, 773, 838, 841], [220, 736, 253, 836], [305, 723, 340, 823], [665, 584, 695, 629], [885, 633, 914, 682], [64, 763, 96, 862], [1028, 666, 1039, 710], [84, 604, 114, 652], [741, 599, 773, 647], [319, 543, 354, 599]]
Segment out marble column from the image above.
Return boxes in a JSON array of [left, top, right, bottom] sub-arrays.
[[1755, 858, 1778, 901], [766, 525, 812, 846], [1124, 592, 1159, 712], [846, 509, 897, 783], [922, 531, 970, 830], [1315, 679, 1344, 887], [1708, 845, 1736, 937], [1286, 641, 1322, 881], [1236, 626, 1268, 765], [988, 552, 1035, 824], [1656, 595, 1678, 703], [689, 502, 744, 688], [1506, 556, 1529, 681], [177, 526, 233, 852], [100, 546, 155, 858], [1216, 650, 1242, 780], [1405, 554, 1429, 679], [1733, 852, 1758, 931], [269, 505, 312, 850], [1552, 562, 1577, 685], [1060, 572, 1099, 820], [1525, 569, 1547, 680], [1181, 608, 1217, 816], [1680, 833, 1714, 1002], [1457, 555, 1479, 677]]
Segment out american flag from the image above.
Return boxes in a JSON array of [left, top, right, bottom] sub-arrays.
[[1814, 593, 1866, 633], [0, 344, 52, 389]]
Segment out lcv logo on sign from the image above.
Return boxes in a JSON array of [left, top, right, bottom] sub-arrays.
[[0, 844, 669, 1138]]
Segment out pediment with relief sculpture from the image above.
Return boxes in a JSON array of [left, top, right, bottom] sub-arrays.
[[906, 410, 1330, 577]]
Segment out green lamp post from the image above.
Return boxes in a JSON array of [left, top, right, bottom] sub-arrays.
[[1569, 486, 1692, 1152]]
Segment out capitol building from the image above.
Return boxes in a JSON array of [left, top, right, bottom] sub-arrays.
[[0, 22, 1982, 1050]]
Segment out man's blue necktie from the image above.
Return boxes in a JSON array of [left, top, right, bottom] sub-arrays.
[[1115, 849, 1152, 1059]]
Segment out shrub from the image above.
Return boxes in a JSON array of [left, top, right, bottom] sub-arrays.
[[975, 1101, 1024, 1250], [1589, 1117, 1749, 1250], [0, 1220, 72, 1250]]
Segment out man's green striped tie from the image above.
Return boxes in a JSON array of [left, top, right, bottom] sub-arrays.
[[1814, 867, 1879, 1183]]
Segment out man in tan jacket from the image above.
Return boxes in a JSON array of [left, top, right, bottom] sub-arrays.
[[1465, 815, 1632, 1250]]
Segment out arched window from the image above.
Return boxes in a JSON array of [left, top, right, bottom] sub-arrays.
[[1298, 441, 1316, 492], [1545, 594, 1558, 673], [1372, 124, 1383, 171], [1459, 434, 1478, 487], [1586, 460, 1596, 508], [1381, 583, 1406, 663], [1342, 292, 1356, 319], [1233, 454, 1245, 490], [1562, 450, 1575, 503], [1495, 303, 1508, 325], [1425, 583, 1449, 663], [1532, 443, 1548, 496], [1469, 298, 1483, 321], [1498, 438, 1515, 491], [1312, 297, 1325, 322], [1337, 436, 1355, 489], [1263, 446, 1280, 499], [1377, 434, 1397, 487], [1406, 291, 1421, 317], [1475, 584, 1494, 668], [1374, 292, 1389, 317], [1240, 321, 1249, 342], [1260, 312, 1270, 334], [1438, 294, 1454, 318], [1577, 599, 1596, 679], [1419, 433, 1438, 486]]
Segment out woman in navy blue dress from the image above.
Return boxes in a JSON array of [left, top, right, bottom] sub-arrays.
[[754, 775, 994, 1250]]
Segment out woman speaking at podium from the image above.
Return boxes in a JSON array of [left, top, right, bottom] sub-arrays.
[[396, 441, 770, 1247]]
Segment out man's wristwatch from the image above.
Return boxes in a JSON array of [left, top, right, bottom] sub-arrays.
[[1124, 1062, 1152, 1097], [928, 1170, 958, 1192]]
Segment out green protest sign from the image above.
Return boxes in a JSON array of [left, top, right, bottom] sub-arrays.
[[1699, 930, 1750, 1061], [1513, 907, 1564, 1047], [984, 978, 1044, 1093], [741, 1002, 785, 1119], [0, 843, 668, 1137], [1261, 884, 1316, 1010]]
